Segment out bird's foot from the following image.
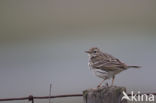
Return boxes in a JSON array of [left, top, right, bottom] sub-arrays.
[[97, 84, 101, 88], [97, 82, 109, 88]]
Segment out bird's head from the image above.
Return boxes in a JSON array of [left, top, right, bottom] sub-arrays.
[[85, 47, 101, 57]]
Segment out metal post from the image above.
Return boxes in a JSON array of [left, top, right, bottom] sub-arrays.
[[49, 83, 52, 103]]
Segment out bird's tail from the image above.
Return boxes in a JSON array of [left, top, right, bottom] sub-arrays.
[[127, 66, 141, 69]]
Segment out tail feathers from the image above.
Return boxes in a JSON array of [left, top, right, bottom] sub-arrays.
[[127, 66, 141, 69]]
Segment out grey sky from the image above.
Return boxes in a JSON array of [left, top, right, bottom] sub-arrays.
[[0, 0, 156, 102]]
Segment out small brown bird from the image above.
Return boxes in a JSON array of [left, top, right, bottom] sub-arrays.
[[85, 47, 140, 87]]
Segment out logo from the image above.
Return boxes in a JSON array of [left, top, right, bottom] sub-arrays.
[[121, 91, 154, 102]]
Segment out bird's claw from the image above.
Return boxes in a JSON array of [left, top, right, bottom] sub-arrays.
[[97, 85, 101, 88]]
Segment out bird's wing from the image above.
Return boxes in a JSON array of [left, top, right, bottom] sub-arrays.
[[93, 53, 127, 72]]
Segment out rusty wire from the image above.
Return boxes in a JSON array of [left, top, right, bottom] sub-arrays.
[[0, 94, 82, 101], [0, 93, 156, 102]]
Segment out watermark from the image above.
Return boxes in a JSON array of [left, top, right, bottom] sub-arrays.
[[122, 91, 155, 102]]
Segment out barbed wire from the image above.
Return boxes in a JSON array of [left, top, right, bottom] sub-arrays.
[[0, 93, 156, 102]]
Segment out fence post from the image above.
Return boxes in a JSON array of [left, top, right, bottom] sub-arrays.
[[83, 86, 127, 103], [28, 95, 34, 103]]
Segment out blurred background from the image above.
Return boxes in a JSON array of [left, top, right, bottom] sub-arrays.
[[0, 0, 156, 103]]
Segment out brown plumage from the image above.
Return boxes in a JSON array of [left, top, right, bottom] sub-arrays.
[[85, 47, 140, 87]]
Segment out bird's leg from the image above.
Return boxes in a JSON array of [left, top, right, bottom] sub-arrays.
[[111, 75, 115, 86], [97, 79, 105, 88]]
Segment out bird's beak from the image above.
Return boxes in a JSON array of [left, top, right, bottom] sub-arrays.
[[85, 51, 91, 53]]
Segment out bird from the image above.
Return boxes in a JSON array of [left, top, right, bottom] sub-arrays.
[[85, 47, 140, 87]]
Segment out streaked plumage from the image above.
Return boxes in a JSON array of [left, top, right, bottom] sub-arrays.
[[85, 47, 140, 87]]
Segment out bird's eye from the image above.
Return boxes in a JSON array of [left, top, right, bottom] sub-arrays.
[[93, 51, 96, 53]]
